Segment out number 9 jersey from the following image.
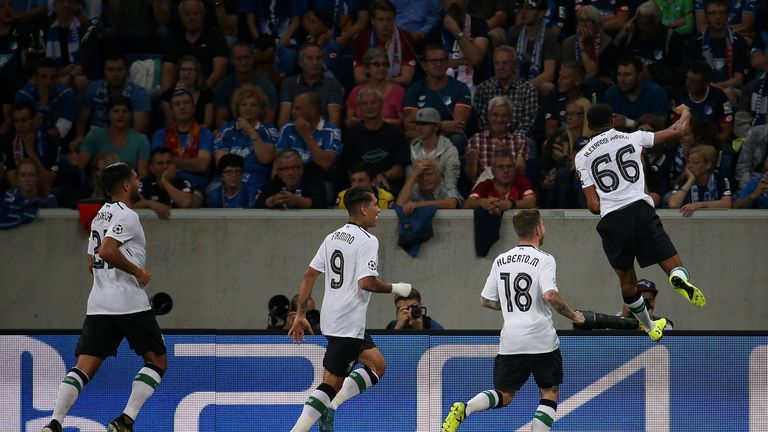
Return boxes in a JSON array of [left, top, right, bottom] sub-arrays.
[[575, 129, 656, 217], [481, 245, 559, 355], [309, 223, 380, 339], [87, 201, 150, 315]]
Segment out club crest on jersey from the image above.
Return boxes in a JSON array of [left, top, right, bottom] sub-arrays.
[[368, 260, 377, 271], [112, 224, 124, 235]]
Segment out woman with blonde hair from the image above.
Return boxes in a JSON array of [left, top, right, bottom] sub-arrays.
[[668, 144, 732, 216], [161, 55, 214, 129]]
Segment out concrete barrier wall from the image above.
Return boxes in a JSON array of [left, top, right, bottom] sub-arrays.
[[2, 209, 766, 330]]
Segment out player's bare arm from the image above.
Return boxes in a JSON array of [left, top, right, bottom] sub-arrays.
[[480, 296, 501, 310], [87, 255, 94, 275], [98, 237, 151, 286], [544, 290, 585, 324], [359, 276, 411, 296], [653, 105, 691, 145], [584, 185, 601, 215], [288, 267, 320, 344]]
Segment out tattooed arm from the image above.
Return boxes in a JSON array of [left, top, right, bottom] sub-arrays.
[[480, 296, 501, 310], [544, 290, 585, 324]]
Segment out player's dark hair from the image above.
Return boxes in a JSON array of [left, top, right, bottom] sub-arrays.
[[217, 153, 245, 174], [344, 186, 375, 215], [587, 103, 614, 130], [149, 147, 173, 162], [513, 209, 541, 239], [100, 162, 134, 196], [393, 287, 421, 304]]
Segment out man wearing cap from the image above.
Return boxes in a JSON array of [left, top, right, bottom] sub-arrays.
[[505, 0, 559, 95], [406, 107, 460, 188], [618, 279, 674, 330]]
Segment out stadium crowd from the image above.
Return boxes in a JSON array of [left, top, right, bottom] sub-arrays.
[[2, 0, 768, 215]]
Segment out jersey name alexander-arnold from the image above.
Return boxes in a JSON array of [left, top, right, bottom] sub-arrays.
[[581, 131, 631, 158], [497, 253, 540, 267], [332, 231, 355, 244]]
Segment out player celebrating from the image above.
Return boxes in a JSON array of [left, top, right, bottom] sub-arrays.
[[42, 163, 167, 432], [288, 186, 413, 432], [442, 209, 584, 432], [575, 104, 706, 342]]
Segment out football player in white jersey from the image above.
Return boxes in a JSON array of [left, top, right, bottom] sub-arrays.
[[574, 103, 707, 343], [288, 186, 414, 432], [42, 163, 166, 432], [442, 209, 585, 432]]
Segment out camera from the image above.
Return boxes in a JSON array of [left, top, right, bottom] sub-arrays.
[[267, 295, 290, 329], [574, 310, 640, 330], [306, 309, 321, 332], [409, 304, 425, 319]]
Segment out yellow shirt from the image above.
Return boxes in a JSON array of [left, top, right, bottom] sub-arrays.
[[336, 187, 395, 209]]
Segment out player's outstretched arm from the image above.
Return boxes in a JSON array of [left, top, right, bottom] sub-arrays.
[[359, 277, 412, 297], [480, 296, 501, 310], [99, 237, 151, 286], [544, 290, 585, 325], [653, 104, 691, 145]]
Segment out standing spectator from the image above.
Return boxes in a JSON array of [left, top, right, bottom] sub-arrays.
[[506, 0, 559, 95], [213, 41, 278, 128], [560, 5, 612, 80], [735, 123, 768, 190], [206, 154, 259, 208], [135, 147, 197, 210], [213, 85, 278, 193], [160, 55, 214, 130], [406, 107, 460, 188], [277, 43, 345, 128], [336, 161, 395, 210], [1, 102, 58, 189], [103, 0, 171, 54], [255, 148, 327, 209], [391, 0, 441, 45], [668, 144, 732, 216], [45, 0, 89, 90], [353, 0, 416, 87], [345, 47, 406, 128], [160, 0, 228, 91], [602, 56, 670, 130], [396, 158, 463, 213], [673, 62, 734, 144], [15, 58, 76, 141], [465, 150, 537, 213]]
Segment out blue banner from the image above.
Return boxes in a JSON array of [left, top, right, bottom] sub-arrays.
[[2, 334, 766, 431]]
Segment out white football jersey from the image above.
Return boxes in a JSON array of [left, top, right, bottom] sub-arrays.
[[575, 129, 655, 217], [310, 223, 379, 339], [481, 245, 559, 355], [86, 201, 151, 315]]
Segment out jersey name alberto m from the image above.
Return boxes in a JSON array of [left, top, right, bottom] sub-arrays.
[[87, 201, 151, 315], [310, 223, 379, 339], [575, 129, 655, 217], [481, 245, 559, 355]]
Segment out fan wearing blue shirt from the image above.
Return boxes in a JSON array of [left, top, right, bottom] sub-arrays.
[[603, 56, 670, 129], [206, 153, 259, 208]]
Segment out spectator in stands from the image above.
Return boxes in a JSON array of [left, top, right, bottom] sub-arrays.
[[505, 0, 558, 95], [77, 95, 150, 178], [74, 54, 150, 152], [135, 147, 197, 211], [692, 0, 750, 104], [1, 102, 58, 189], [465, 149, 536, 213], [426, 0, 490, 90], [695, 0, 756, 39], [667, 116, 722, 190], [255, 148, 327, 209], [619, 279, 674, 329], [465, 96, 528, 184], [0, 0, 25, 89], [276, 91, 342, 179], [353, 0, 416, 87], [390, 0, 440, 45], [45, 0, 90, 90], [735, 123, 768, 190], [474, 45, 537, 137], [205, 153, 260, 208], [161, 0, 228, 91], [103, 0, 171, 54], [213, 41, 278, 128], [560, 5, 612, 81], [406, 107, 460, 188], [396, 158, 463, 213], [733, 159, 768, 209], [213, 85, 278, 193], [342, 87, 409, 193], [277, 43, 344, 128], [160, 55, 214, 130], [252, 34, 287, 89], [574, 0, 632, 36], [346, 48, 405, 129], [738, 69, 768, 127], [243, 0, 305, 48], [603, 56, 670, 130], [88, 152, 119, 198], [152, 88, 213, 195], [668, 144, 732, 216], [403, 45, 472, 150], [15, 58, 76, 141], [1, 157, 57, 217], [542, 62, 597, 140], [466, 0, 512, 47], [636, 114, 671, 206], [202, 0, 238, 44], [386, 287, 444, 330], [674, 62, 734, 144], [310, 0, 370, 50], [336, 161, 395, 209], [651, 0, 695, 36]]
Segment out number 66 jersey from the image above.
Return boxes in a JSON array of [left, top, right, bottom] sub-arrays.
[[481, 245, 559, 355], [575, 129, 656, 217], [87, 201, 150, 315]]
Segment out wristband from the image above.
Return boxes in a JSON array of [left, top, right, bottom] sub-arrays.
[[391, 283, 412, 297]]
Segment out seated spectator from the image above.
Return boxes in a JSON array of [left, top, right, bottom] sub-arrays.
[[736, 69, 767, 127], [103, 0, 171, 54], [406, 107, 460, 188], [542, 62, 598, 140], [466, 0, 511, 47], [160, 0, 228, 92], [602, 56, 670, 130], [206, 154, 259, 208], [666, 116, 722, 189], [385, 287, 444, 330], [396, 158, 463, 213], [310, 0, 370, 50], [88, 152, 119, 198], [77, 95, 150, 178], [294, 7, 342, 77], [200, 0, 238, 43], [213, 85, 278, 193], [574, 0, 632, 36], [135, 147, 198, 212], [636, 114, 672, 206], [255, 149, 327, 209], [277, 42, 345, 128], [695, 0, 756, 40], [243, 0, 305, 48], [252, 34, 287, 89], [45, 0, 90, 91], [15, 58, 76, 141], [160, 55, 214, 130], [353, 0, 416, 86], [735, 123, 768, 190], [506, 0, 558, 95], [651, 0, 695, 36], [674, 61, 734, 144], [345, 47, 405, 128], [276, 91, 342, 179], [1, 102, 58, 189], [561, 6, 612, 80], [668, 144, 732, 216], [342, 87, 409, 192], [733, 161, 768, 208], [391, 0, 441, 44], [466, 96, 528, 185], [336, 161, 395, 210], [465, 150, 536, 213], [618, 279, 674, 329], [213, 41, 278, 128], [0, 157, 56, 228], [152, 88, 214, 194]]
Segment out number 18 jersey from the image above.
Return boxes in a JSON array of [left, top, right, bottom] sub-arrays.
[[481, 245, 559, 355], [310, 223, 380, 339], [575, 129, 655, 217]]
